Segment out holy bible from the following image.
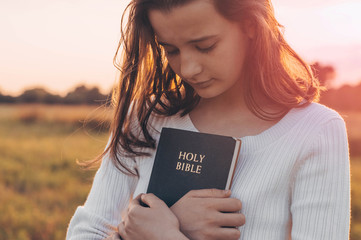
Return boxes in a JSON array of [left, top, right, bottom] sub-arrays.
[[146, 127, 241, 207]]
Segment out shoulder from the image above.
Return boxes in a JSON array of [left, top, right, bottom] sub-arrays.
[[289, 102, 345, 128], [276, 102, 348, 147], [297, 102, 343, 120], [287, 103, 349, 177], [289, 103, 348, 151]]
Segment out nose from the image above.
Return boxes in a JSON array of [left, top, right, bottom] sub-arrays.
[[180, 53, 202, 80]]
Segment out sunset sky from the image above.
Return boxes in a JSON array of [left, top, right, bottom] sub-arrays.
[[1, 0, 361, 95]]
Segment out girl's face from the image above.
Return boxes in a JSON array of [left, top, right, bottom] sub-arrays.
[[148, 0, 252, 99]]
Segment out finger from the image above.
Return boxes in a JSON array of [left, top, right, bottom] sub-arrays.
[[133, 194, 142, 202], [127, 195, 143, 212], [186, 188, 231, 198], [140, 193, 168, 208], [215, 212, 246, 227], [211, 227, 241, 240], [212, 198, 242, 212], [132, 194, 149, 207]]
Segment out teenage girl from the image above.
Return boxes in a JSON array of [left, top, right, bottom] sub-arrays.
[[67, 0, 350, 239]]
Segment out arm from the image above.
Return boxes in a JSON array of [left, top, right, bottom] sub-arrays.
[[66, 150, 138, 240], [118, 194, 189, 240], [117, 189, 244, 240], [290, 119, 350, 239]]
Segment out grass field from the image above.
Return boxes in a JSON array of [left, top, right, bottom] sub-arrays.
[[0, 104, 360, 239], [0, 104, 111, 240]]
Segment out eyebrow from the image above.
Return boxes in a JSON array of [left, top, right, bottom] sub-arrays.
[[158, 35, 219, 46]]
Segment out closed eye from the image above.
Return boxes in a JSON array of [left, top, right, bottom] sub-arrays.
[[196, 43, 217, 53], [160, 41, 217, 56]]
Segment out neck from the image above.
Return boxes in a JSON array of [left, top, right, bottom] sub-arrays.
[[192, 79, 286, 125], [196, 79, 250, 118]]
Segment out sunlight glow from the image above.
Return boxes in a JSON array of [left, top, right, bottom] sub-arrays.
[[0, 0, 360, 94]]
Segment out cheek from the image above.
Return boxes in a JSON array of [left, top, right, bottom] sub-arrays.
[[219, 39, 248, 77], [210, 46, 245, 79]]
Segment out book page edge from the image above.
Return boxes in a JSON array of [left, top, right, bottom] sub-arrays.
[[225, 139, 241, 190]]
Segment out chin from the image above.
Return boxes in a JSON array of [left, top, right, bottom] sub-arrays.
[[194, 89, 223, 99]]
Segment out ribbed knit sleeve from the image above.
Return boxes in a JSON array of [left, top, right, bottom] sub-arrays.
[[66, 151, 139, 240], [290, 118, 350, 239]]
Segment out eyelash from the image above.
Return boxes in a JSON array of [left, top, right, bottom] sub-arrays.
[[197, 44, 216, 53], [166, 44, 216, 56]]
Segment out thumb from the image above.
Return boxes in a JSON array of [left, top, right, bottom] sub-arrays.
[[140, 193, 167, 209]]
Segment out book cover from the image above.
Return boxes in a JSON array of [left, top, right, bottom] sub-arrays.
[[146, 127, 241, 207]]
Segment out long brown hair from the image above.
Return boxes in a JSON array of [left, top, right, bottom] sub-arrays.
[[95, 0, 321, 176]]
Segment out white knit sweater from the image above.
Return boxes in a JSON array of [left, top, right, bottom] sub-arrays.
[[66, 103, 350, 240]]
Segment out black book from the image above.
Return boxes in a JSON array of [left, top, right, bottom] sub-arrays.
[[146, 127, 241, 207]]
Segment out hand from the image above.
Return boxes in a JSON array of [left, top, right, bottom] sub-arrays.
[[118, 193, 189, 240], [171, 189, 245, 240], [103, 232, 122, 240]]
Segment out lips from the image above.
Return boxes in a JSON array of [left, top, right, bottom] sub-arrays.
[[190, 78, 214, 89]]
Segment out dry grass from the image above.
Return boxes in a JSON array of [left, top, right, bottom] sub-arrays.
[[0, 103, 112, 121], [0, 104, 111, 240], [0, 103, 113, 131]]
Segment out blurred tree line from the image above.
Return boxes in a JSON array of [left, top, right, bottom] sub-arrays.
[[0, 85, 110, 105], [0, 62, 360, 110], [311, 62, 361, 111]]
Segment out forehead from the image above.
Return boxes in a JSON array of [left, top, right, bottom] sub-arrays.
[[148, 0, 233, 43]]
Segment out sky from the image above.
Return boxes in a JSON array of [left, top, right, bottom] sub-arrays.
[[0, 0, 361, 96]]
